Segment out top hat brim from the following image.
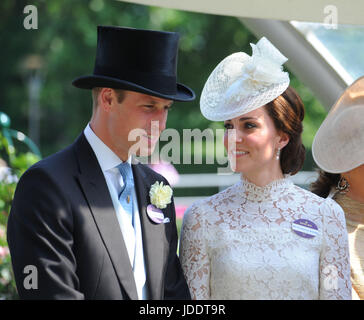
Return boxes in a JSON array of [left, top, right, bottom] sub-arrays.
[[72, 74, 195, 102]]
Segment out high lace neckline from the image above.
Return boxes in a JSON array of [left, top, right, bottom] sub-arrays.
[[238, 174, 293, 202]]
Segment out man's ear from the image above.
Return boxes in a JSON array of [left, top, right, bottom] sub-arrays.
[[99, 88, 114, 112]]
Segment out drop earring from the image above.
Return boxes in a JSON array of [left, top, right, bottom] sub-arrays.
[[336, 176, 350, 194], [276, 148, 281, 160]]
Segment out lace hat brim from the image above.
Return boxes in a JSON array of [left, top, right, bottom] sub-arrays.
[[312, 76, 364, 173]]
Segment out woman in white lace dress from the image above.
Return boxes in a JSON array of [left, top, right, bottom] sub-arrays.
[[179, 37, 351, 300]]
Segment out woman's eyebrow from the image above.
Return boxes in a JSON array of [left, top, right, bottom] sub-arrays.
[[239, 116, 257, 121]]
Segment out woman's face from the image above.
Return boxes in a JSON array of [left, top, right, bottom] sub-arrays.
[[223, 106, 288, 177], [343, 164, 364, 182], [342, 164, 364, 202]]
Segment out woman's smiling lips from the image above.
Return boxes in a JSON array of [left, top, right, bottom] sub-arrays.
[[230, 150, 249, 157]]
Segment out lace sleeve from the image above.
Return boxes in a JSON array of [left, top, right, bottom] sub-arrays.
[[319, 198, 352, 300], [179, 202, 210, 299]]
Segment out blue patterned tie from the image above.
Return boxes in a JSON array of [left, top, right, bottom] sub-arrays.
[[118, 162, 146, 298], [118, 162, 134, 228]]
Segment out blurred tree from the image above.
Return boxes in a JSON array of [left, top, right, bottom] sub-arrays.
[[0, 0, 327, 173], [0, 129, 40, 300]]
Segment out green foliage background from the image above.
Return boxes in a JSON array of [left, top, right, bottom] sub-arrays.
[[0, 0, 327, 168], [0, 131, 40, 299]]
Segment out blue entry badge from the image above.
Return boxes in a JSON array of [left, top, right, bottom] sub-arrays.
[[292, 219, 318, 239]]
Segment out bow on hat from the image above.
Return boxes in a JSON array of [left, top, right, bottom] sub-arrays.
[[234, 37, 288, 94]]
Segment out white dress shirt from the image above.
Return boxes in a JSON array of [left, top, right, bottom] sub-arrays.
[[84, 124, 148, 299]]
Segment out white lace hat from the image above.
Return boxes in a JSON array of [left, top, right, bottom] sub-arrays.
[[200, 37, 290, 121], [312, 76, 364, 174]]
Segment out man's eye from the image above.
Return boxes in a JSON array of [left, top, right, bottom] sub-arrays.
[[143, 105, 155, 111]]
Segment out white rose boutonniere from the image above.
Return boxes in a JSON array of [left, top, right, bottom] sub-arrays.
[[149, 181, 173, 209]]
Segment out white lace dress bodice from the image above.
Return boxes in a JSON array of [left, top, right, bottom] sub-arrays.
[[179, 177, 351, 300]]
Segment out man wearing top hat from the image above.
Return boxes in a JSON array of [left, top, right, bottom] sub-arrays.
[[7, 26, 195, 300]]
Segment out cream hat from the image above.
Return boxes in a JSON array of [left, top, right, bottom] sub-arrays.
[[200, 37, 290, 121], [312, 76, 364, 173]]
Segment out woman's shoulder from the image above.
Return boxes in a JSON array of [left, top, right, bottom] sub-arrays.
[[199, 182, 240, 207], [183, 183, 239, 220], [291, 184, 332, 203], [292, 184, 345, 217], [321, 195, 346, 219]]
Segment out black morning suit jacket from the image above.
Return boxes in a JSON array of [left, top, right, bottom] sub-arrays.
[[7, 133, 190, 300]]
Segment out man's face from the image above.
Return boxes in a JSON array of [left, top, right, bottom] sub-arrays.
[[105, 90, 173, 160]]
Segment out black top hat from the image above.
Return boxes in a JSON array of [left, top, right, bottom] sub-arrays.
[[72, 26, 195, 102]]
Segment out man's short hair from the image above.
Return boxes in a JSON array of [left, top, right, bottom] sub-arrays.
[[92, 87, 126, 110]]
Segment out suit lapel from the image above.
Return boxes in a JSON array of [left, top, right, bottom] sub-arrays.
[[132, 163, 167, 299], [74, 134, 138, 300]]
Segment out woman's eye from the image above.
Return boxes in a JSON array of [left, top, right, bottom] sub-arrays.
[[245, 122, 257, 129], [224, 123, 233, 130]]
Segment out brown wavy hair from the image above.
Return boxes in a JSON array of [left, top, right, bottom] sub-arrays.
[[264, 86, 306, 175]]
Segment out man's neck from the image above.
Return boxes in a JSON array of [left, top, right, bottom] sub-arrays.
[[88, 121, 128, 162]]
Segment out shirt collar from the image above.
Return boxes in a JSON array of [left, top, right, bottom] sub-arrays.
[[84, 123, 131, 172]]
